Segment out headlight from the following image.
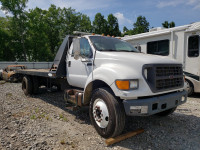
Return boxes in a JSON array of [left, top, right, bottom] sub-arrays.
[[115, 79, 139, 90]]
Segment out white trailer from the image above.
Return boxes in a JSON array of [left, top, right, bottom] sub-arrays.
[[122, 22, 200, 95]]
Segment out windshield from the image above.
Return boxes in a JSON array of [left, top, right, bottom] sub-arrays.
[[89, 36, 139, 52]]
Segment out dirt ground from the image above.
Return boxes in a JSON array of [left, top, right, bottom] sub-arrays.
[[0, 82, 200, 150]]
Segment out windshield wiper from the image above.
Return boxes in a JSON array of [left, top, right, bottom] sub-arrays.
[[99, 49, 116, 51], [99, 49, 139, 53], [117, 50, 137, 52]]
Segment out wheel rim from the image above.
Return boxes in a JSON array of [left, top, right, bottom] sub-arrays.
[[93, 98, 109, 128], [186, 81, 192, 94]]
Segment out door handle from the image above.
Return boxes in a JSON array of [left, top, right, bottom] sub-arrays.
[[68, 61, 71, 67], [87, 62, 92, 66]]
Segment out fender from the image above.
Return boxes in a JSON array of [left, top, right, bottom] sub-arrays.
[[185, 76, 200, 93], [83, 64, 141, 105]]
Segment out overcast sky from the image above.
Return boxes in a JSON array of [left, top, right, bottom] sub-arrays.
[[1, 0, 200, 31]]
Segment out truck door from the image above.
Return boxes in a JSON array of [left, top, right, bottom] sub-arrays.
[[67, 37, 93, 88]]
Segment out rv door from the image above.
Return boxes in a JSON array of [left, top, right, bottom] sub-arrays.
[[184, 32, 200, 78]]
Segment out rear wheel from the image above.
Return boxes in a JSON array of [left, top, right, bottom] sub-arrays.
[[156, 107, 177, 117], [185, 80, 194, 96], [22, 76, 33, 96], [89, 87, 125, 138]]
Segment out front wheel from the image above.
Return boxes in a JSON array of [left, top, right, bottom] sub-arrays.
[[89, 87, 125, 138], [185, 80, 194, 96]]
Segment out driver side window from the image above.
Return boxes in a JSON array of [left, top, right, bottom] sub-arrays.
[[80, 38, 93, 58]]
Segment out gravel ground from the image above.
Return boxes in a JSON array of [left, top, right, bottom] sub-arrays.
[[0, 82, 200, 150]]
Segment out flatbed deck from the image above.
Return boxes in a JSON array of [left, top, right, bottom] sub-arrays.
[[16, 69, 51, 77]]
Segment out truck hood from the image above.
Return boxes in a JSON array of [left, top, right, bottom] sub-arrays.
[[95, 51, 179, 65], [93, 51, 184, 98]]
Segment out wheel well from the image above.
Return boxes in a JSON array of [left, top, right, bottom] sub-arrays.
[[186, 79, 194, 88], [83, 80, 114, 105]]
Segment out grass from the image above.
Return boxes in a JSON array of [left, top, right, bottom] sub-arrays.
[[60, 140, 76, 148], [30, 108, 52, 121], [59, 113, 68, 122], [30, 115, 36, 120], [60, 139, 65, 145], [63, 117, 68, 122], [35, 108, 39, 113], [6, 92, 12, 97], [71, 142, 76, 148], [45, 115, 52, 121], [59, 113, 64, 119]]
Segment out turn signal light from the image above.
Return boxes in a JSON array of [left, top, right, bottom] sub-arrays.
[[115, 80, 139, 90], [116, 80, 130, 90]]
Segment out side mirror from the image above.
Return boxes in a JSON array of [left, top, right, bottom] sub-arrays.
[[73, 38, 81, 60]]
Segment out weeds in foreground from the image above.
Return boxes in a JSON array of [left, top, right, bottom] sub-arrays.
[[30, 115, 36, 119], [59, 113, 68, 122], [6, 92, 12, 97], [60, 139, 65, 145], [30, 108, 52, 121]]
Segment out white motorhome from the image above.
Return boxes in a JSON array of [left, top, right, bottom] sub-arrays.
[[123, 22, 200, 95]]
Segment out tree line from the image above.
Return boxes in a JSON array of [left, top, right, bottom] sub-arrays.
[[0, 0, 175, 61]]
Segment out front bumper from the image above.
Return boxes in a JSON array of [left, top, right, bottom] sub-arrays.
[[123, 90, 187, 116]]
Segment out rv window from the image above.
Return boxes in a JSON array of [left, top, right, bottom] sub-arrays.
[[188, 35, 199, 57], [147, 40, 169, 56]]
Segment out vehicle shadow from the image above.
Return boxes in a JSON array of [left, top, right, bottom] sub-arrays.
[[32, 88, 91, 125], [33, 89, 200, 149], [189, 93, 200, 98]]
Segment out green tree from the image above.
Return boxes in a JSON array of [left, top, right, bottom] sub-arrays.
[[169, 21, 175, 28], [93, 13, 108, 34], [107, 14, 121, 36], [0, 3, 93, 61], [133, 16, 149, 34], [123, 26, 128, 33], [162, 21, 169, 28], [26, 7, 52, 61], [43, 5, 63, 57], [162, 21, 175, 28], [77, 14, 92, 33], [0, 0, 28, 61], [60, 7, 79, 35], [0, 17, 15, 61]]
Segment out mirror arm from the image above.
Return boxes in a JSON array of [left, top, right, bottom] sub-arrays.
[[81, 58, 91, 62]]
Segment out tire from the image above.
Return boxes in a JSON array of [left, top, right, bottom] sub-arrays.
[[22, 76, 33, 96], [185, 80, 194, 96], [89, 87, 125, 138], [9, 75, 17, 83], [156, 107, 177, 117]]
